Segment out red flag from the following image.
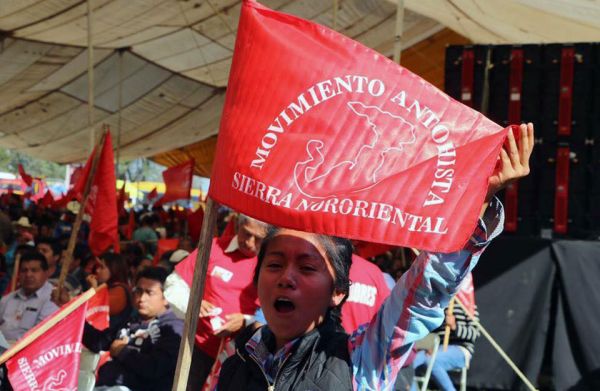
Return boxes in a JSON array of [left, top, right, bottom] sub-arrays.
[[75, 132, 119, 256], [69, 167, 83, 192], [154, 238, 180, 265], [148, 187, 158, 201], [187, 206, 204, 243], [86, 286, 110, 330], [117, 184, 127, 215], [18, 164, 33, 187], [156, 160, 194, 205], [6, 301, 88, 390], [38, 190, 55, 208], [208, 1, 508, 252], [125, 209, 135, 240], [456, 272, 476, 317]]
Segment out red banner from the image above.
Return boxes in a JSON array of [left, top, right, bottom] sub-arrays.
[[156, 160, 194, 205], [18, 164, 33, 187], [74, 132, 119, 256], [86, 286, 109, 330], [6, 302, 88, 390], [188, 206, 204, 243], [208, 0, 508, 252]]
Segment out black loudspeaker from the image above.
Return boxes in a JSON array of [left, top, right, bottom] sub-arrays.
[[445, 43, 600, 239]]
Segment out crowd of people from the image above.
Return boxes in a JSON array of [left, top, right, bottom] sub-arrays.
[[0, 123, 533, 390]]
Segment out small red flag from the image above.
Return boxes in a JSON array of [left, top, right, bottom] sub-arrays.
[[125, 209, 135, 240], [38, 190, 55, 208], [456, 272, 476, 317], [154, 238, 180, 265], [148, 187, 158, 201], [74, 132, 119, 256], [156, 160, 194, 206], [208, 0, 508, 252], [117, 184, 127, 215], [86, 287, 110, 330], [187, 206, 204, 243], [69, 167, 83, 190], [6, 301, 88, 390], [18, 164, 33, 187]]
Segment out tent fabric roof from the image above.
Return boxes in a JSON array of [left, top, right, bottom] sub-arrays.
[[0, 0, 443, 166], [0, 0, 598, 173]]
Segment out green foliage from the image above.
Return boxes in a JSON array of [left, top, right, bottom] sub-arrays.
[[0, 149, 66, 179]]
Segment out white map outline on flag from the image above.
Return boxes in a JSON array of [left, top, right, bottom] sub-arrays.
[[293, 101, 416, 199]]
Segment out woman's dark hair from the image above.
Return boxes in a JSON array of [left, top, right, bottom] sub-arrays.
[[253, 227, 353, 326], [97, 252, 129, 285]]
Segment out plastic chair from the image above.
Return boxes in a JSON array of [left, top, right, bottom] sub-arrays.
[[413, 333, 441, 391], [77, 347, 100, 391]]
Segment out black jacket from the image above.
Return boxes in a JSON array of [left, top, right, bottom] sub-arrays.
[[218, 317, 353, 391], [82, 309, 183, 391]]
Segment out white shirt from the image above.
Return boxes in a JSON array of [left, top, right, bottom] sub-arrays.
[[0, 281, 58, 341], [164, 236, 239, 319]]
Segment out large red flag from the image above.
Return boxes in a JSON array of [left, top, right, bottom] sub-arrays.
[[6, 301, 88, 390], [208, 0, 508, 252], [74, 132, 119, 256], [86, 285, 110, 330], [156, 160, 194, 205], [18, 164, 33, 187]]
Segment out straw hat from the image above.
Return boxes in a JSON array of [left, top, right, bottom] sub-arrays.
[[169, 249, 190, 264], [15, 216, 32, 228]]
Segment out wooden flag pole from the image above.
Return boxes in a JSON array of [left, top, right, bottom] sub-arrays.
[[455, 296, 538, 391], [10, 253, 21, 292], [57, 128, 108, 296], [172, 197, 219, 391], [442, 296, 455, 352], [0, 287, 97, 365]]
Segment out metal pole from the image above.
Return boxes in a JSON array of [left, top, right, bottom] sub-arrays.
[[87, 0, 95, 152], [333, 0, 339, 30], [393, 0, 405, 64], [115, 50, 124, 179]]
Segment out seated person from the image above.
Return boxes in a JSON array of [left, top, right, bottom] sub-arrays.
[[87, 253, 132, 330], [83, 267, 184, 391], [412, 303, 479, 391], [0, 251, 58, 341]]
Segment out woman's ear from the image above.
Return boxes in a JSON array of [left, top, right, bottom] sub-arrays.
[[330, 290, 346, 307]]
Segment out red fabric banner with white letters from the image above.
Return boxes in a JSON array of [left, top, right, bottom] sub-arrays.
[[6, 302, 88, 391], [208, 0, 508, 252], [85, 285, 110, 330]]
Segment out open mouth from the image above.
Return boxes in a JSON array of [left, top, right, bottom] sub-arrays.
[[274, 297, 296, 313]]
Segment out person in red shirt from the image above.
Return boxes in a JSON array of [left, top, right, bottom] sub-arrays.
[[163, 214, 269, 391], [341, 254, 391, 333]]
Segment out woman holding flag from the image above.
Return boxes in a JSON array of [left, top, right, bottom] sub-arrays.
[[215, 124, 534, 390]]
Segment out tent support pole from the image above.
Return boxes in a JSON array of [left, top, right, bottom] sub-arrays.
[[116, 49, 124, 179], [87, 0, 95, 152], [393, 0, 405, 64]]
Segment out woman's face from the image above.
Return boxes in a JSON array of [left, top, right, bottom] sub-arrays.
[[94, 260, 111, 284], [257, 229, 345, 349]]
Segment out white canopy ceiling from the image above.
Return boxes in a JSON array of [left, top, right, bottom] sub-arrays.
[[0, 0, 598, 165]]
